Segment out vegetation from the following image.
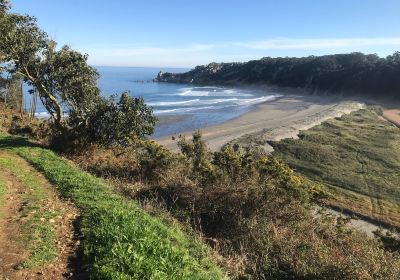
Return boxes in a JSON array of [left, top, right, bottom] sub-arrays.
[[0, 1, 156, 147], [0, 170, 7, 212], [271, 108, 400, 228], [0, 133, 226, 279], [72, 131, 400, 279], [156, 52, 400, 98], [84, 92, 156, 147], [1, 1, 400, 279], [0, 76, 23, 111]]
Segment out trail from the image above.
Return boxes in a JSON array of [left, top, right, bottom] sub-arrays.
[[0, 151, 81, 280]]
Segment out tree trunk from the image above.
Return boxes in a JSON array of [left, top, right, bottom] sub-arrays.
[[20, 67, 64, 126], [19, 79, 23, 118]]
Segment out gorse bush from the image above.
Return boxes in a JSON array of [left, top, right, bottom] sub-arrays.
[[71, 131, 400, 279], [177, 131, 212, 174]]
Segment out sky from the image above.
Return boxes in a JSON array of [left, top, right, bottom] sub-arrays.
[[10, 0, 400, 67]]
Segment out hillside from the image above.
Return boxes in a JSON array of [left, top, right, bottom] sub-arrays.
[[0, 133, 226, 279], [156, 52, 400, 98], [269, 108, 400, 228]]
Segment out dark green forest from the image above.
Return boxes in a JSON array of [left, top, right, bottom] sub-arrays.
[[156, 52, 400, 98]]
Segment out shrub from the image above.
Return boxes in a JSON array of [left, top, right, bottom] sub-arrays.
[[79, 92, 156, 147], [136, 132, 400, 279], [69, 131, 400, 279]]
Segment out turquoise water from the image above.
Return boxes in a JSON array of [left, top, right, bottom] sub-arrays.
[[29, 66, 281, 137]]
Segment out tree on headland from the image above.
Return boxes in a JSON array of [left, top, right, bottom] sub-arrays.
[[158, 52, 400, 98], [0, 1, 156, 146]]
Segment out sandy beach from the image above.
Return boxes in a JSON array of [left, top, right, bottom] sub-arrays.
[[383, 109, 400, 127], [156, 94, 365, 151]]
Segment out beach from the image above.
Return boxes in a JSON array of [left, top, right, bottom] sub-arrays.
[[383, 108, 400, 127], [156, 95, 365, 151]]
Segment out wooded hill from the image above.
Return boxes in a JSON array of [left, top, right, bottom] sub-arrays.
[[156, 52, 400, 98]]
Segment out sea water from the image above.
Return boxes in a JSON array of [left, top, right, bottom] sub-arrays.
[[30, 66, 281, 137]]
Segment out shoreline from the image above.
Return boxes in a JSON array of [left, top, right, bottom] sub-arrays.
[[155, 94, 365, 151]]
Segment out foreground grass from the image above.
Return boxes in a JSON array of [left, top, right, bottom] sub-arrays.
[[0, 133, 226, 280], [0, 174, 7, 218], [271, 108, 400, 227], [0, 153, 59, 268]]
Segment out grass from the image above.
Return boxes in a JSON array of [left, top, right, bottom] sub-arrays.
[[270, 107, 400, 227], [0, 153, 59, 268], [0, 133, 226, 280], [0, 174, 6, 199], [0, 174, 8, 219]]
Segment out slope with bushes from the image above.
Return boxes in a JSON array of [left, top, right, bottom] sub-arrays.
[[0, 133, 226, 280], [271, 107, 400, 228], [70, 132, 400, 279]]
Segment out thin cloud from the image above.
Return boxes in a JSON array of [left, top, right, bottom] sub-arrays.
[[86, 37, 400, 67], [234, 37, 400, 50], [93, 44, 216, 57], [91, 37, 400, 57]]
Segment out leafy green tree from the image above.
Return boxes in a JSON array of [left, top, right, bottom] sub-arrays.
[[0, 0, 8, 10], [0, 1, 156, 146], [40, 43, 102, 128], [0, 10, 64, 124]]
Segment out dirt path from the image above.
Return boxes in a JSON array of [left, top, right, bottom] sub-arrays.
[[0, 151, 81, 280], [0, 170, 28, 279]]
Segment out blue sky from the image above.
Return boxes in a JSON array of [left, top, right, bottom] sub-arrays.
[[10, 0, 400, 67]]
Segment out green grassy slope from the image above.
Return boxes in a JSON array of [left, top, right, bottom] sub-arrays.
[[271, 108, 400, 227], [0, 133, 226, 280]]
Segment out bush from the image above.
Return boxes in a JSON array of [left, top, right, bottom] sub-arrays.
[[136, 133, 400, 279], [69, 131, 400, 279], [2, 133, 226, 279], [77, 92, 156, 147]]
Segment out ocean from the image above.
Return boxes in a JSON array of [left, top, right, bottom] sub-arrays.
[[30, 66, 281, 137]]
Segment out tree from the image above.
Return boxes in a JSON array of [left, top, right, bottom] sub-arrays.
[[0, 1, 157, 146], [0, 0, 9, 11], [0, 15, 100, 127], [38, 43, 102, 128], [0, 11, 64, 125]]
